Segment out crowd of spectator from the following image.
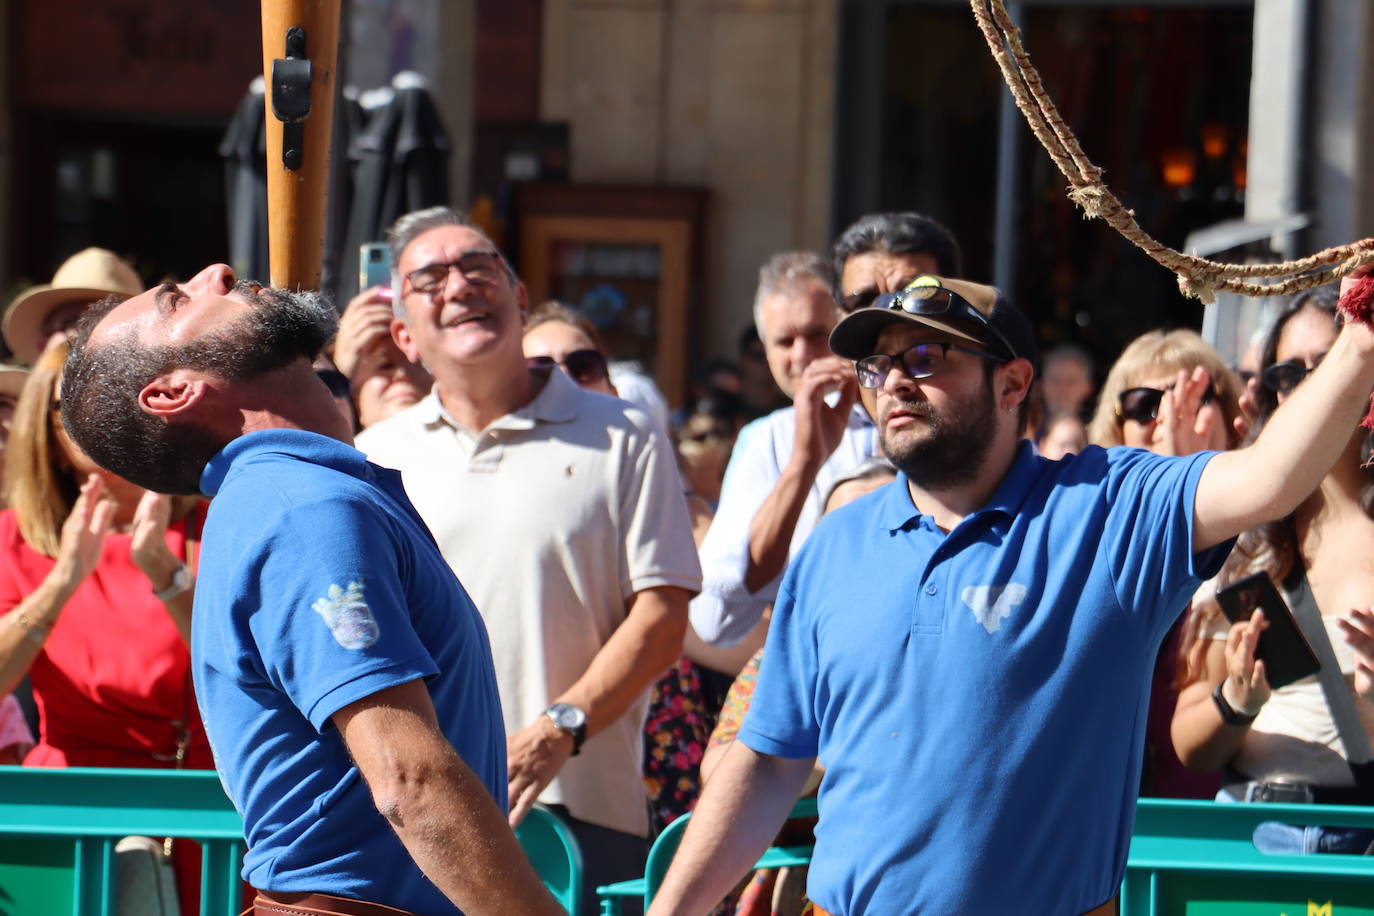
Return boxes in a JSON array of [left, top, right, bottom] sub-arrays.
[[3, 205, 1374, 916]]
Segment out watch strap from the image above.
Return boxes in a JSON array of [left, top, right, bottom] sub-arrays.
[[154, 565, 192, 602], [1212, 680, 1258, 726]]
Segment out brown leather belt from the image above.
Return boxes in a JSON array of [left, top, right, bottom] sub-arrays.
[[252, 889, 428, 916], [809, 895, 1117, 916]]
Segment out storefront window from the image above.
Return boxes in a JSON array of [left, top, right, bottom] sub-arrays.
[[835, 1, 1253, 361]]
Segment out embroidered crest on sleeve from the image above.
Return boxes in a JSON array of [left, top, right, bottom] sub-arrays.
[[312, 580, 380, 649], [961, 583, 1028, 635]]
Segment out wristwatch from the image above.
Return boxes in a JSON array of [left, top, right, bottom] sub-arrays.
[[153, 565, 192, 602], [1212, 681, 1258, 726], [545, 703, 587, 756]]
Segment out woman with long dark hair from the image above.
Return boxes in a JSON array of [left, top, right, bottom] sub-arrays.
[[1172, 286, 1374, 853]]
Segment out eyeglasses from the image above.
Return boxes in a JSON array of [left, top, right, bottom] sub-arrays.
[[1115, 384, 1216, 425], [870, 276, 1017, 361], [1260, 354, 1325, 394], [526, 349, 609, 386], [315, 369, 351, 399], [404, 251, 506, 295], [855, 341, 1005, 389]]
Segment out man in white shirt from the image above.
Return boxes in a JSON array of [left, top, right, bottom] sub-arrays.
[[691, 215, 961, 646], [356, 206, 701, 913]]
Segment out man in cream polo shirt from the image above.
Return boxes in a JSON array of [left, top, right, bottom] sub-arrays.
[[357, 206, 700, 913]]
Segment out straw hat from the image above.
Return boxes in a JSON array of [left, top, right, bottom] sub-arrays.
[[0, 364, 27, 403], [3, 248, 142, 365]]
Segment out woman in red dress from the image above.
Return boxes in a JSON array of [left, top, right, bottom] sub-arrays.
[[0, 342, 211, 914]]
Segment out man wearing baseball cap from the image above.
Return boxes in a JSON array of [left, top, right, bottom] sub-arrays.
[[650, 272, 1374, 914], [3, 248, 142, 365]]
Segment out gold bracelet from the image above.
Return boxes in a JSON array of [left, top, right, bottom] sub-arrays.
[[8, 611, 50, 646]]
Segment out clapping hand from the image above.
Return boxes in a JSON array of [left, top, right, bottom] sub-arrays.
[[52, 475, 116, 589], [130, 491, 180, 588], [1153, 367, 1218, 457], [1338, 607, 1374, 703], [1222, 608, 1272, 716]]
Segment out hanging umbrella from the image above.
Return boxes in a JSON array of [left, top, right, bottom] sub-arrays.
[[218, 76, 269, 284], [340, 71, 452, 303]]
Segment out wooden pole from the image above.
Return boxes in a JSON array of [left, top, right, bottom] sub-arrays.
[[260, 0, 340, 290]]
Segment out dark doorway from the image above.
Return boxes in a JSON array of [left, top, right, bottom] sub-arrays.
[[9, 112, 228, 298]]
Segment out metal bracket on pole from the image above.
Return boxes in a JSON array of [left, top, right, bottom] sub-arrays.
[[269, 26, 312, 170]]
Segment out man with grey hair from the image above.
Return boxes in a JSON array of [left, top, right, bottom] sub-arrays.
[[355, 207, 700, 913], [693, 217, 962, 646], [691, 251, 872, 646]]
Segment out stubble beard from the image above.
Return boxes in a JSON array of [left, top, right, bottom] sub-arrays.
[[880, 379, 999, 490]]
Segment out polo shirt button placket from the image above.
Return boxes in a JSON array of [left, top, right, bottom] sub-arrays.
[[471, 430, 505, 472]]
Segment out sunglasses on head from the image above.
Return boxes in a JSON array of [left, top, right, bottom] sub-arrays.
[[526, 349, 609, 385], [1115, 383, 1216, 425], [855, 341, 1005, 389], [315, 368, 351, 399], [1260, 354, 1325, 394], [869, 277, 1016, 361]]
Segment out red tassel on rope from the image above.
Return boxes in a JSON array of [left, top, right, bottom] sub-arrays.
[[1337, 275, 1374, 429]]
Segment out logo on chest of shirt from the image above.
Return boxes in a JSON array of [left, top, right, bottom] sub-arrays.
[[312, 580, 380, 649], [961, 583, 1028, 634]]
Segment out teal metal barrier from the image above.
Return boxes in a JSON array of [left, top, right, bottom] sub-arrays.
[[0, 768, 587, 916], [0, 766, 245, 916], [596, 797, 818, 914], [6, 768, 1374, 916], [513, 804, 584, 914], [1126, 797, 1374, 915]]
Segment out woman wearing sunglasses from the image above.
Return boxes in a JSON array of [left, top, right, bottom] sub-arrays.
[[1171, 287, 1374, 854], [522, 302, 618, 396], [521, 301, 754, 830], [1088, 329, 1247, 455], [1086, 329, 1246, 800]]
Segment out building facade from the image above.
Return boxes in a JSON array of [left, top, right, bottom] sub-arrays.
[[2, 0, 1371, 387]]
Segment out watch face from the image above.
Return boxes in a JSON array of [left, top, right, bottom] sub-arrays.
[[549, 703, 585, 729]]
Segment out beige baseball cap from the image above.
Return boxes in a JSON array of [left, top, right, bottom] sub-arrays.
[[3, 248, 142, 365]]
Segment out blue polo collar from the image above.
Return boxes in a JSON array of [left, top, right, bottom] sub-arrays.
[[878, 439, 1043, 532], [201, 428, 370, 496]]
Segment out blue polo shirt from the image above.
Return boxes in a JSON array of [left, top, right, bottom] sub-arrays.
[[739, 443, 1231, 915], [193, 429, 506, 914]]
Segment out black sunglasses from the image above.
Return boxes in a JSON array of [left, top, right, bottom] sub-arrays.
[[526, 349, 609, 386], [855, 341, 1005, 389], [870, 277, 1016, 361], [1115, 383, 1216, 425], [1260, 354, 1325, 394], [315, 368, 351, 399]]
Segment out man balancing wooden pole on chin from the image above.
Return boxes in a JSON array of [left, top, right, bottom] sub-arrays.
[[53, 4, 562, 914], [646, 269, 1374, 916]]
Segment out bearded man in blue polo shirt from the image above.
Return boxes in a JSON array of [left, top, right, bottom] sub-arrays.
[[57, 264, 562, 916], [648, 272, 1374, 916]]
